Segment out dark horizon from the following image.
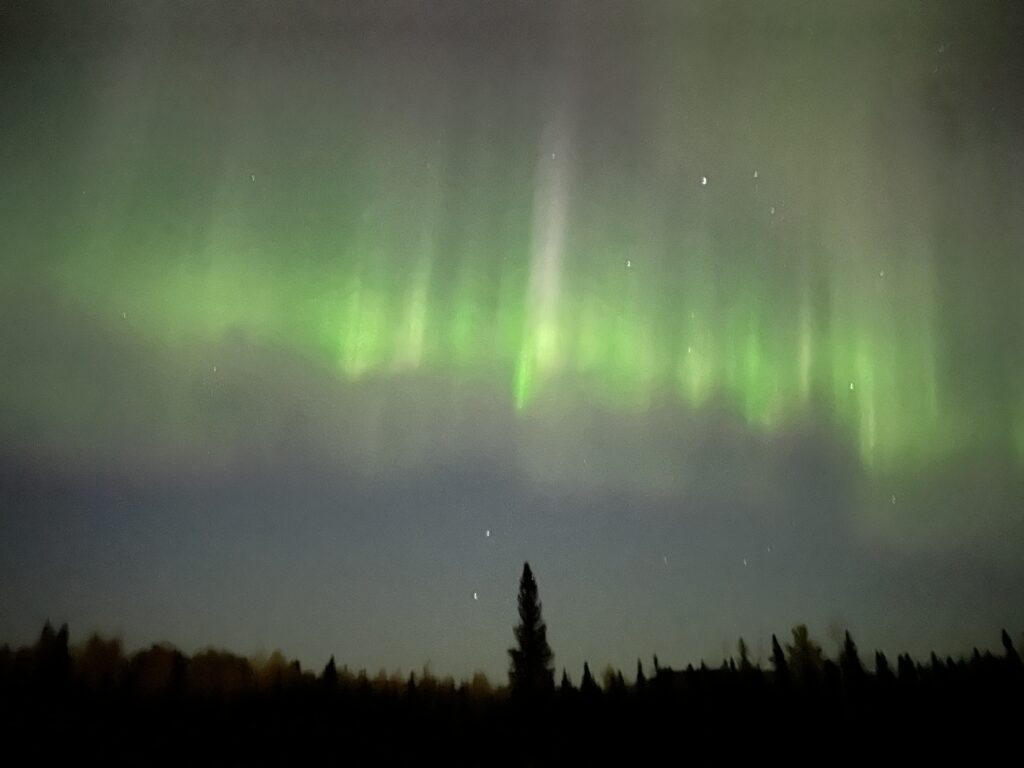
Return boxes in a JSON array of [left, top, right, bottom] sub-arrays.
[[6, 574, 1021, 690], [5, 599, 1022, 764], [7, 581, 1024, 685]]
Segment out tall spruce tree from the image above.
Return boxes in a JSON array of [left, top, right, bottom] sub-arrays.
[[1002, 629, 1021, 666], [839, 630, 865, 682], [771, 634, 789, 684], [737, 637, 752, 671], [580, 661, 599, 696], [508, 562, 555, 695]]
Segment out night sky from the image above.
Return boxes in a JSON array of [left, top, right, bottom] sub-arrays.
[[2, 1, 1023, 680]]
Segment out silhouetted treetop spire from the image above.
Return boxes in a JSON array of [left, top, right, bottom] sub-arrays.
[[580, 661, 598, 696], [771, 634, 789, 681], [840, 630, 864, 680], [1002, 629, 1020, 666], [508, 562, 554, 695], [321, 655, 338, 689], [560, 668, 572, 693]]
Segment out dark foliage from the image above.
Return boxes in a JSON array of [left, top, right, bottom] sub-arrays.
[[507, 562, 555, 697], [1, 593, 1022, 763]]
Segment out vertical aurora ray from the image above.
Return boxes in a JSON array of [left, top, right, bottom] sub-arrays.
[[515, 106, 573, 409], [393, 251, 431, 371]]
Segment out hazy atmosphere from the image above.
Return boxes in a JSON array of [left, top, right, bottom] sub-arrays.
[[2, 0, 1022, 680]]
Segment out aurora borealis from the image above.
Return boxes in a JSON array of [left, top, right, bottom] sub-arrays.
[[2, 1, 1023, 679]]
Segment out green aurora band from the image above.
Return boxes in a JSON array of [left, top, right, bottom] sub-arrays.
[[5, 2, 1022, 479], [51, 155, 1016, 476]]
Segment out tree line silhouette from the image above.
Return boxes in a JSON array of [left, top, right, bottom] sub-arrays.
[[1, 563, 1021, 764]]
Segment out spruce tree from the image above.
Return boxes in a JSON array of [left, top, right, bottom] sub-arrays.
[[875, 651, 894, 681], [559, 668, 572, 693], [508, 562, 554, 695], [839, 630, 864, 682], [580, 661, 599, 696], [771, 634, 789, 682], [321, 655, 338, 690], [785, 624, 824, 683], [1002, 629, 1021, 666], [737, 637, 751, 671]]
